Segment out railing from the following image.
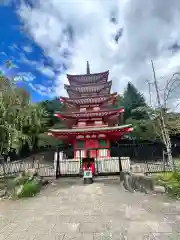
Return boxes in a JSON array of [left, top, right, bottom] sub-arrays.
[[1, 143, 178, 178]]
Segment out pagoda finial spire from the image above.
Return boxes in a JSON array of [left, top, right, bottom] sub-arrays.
[[86, 61, 90, 74]]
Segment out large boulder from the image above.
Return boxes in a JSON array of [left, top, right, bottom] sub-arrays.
[[153, 185, 166, 193], [41, 179, 49, 186], [0, 190, 6, 198], [24, 168, 38, 177], [122, 172, 154, 193], [131, 164, 143, 173]]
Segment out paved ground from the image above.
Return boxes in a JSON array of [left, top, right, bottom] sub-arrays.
[[0, 177, 180, 239]]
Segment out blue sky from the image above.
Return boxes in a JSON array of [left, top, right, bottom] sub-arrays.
[[0, 3, 64, 102]]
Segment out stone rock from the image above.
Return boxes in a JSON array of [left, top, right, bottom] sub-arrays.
[[41, 179, 49, 186], [122, 173, 134, 193], [131, 164, 143, 173], [16, 185, 24, 197], [0, 190, 6, 198], [24, 168, 38, 177], [33, 176, 42, 185], [14, 174, 26, 185], [122, 172, 154, 194], [153, 185, 166, 193], [29, 176, 34, 181]]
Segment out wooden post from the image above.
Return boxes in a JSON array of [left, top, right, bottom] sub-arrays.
[[118, 156, 123, 181], [56, 146, 61, 179]]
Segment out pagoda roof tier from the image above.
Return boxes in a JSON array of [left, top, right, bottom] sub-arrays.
[[64, 81, 111, 94], [60, 93, 117, 105], [55, 108, 124, 120], [48, 124, 133, 136], [67, 71, 109, 84]]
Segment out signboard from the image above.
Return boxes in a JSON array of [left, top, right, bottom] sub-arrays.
[[83, 170, 92, 179]]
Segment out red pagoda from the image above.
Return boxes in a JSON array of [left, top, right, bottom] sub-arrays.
[[48, 62, 133, 159]]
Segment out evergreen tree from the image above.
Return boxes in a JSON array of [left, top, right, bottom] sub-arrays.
[[123, 82, 147, 120], [40, 98, 65, 127]]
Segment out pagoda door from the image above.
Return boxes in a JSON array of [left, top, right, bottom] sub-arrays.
[[85, 139, 98, 158]]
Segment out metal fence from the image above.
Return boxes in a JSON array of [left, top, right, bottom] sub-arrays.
[[114, 144, 177, 174], [0, 143, 178, 178], [0, 150, 56, 178]]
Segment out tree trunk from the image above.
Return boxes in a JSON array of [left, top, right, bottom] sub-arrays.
[[151, 60, 175, 171], [0, 142, 6, 176]]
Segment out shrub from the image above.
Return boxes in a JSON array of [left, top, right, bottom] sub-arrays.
[[166, 182, 180, 199], [155, 166, 180, 199], [173, 171, 180, 182], [18, 180, 41, 198]]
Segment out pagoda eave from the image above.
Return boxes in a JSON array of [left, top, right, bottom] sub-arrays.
[[66, 71, 109, 84], [55, 108, 124, 120], [48, 125, 133, 137], [48, 125, 133, 143], [59, 92, 118, 105]]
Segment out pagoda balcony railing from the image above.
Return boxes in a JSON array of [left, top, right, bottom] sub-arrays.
[[72, 124, 108, 129]]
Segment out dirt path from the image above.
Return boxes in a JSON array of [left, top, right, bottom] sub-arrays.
[[0, 177, 180, 239]]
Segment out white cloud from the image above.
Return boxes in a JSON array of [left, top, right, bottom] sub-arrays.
[[19, 54, 55, 78], [14, 72, 35, 82], [23, 45, 33, 53], [17, 0, 180, 109], [28, 83, 54, 97], [0, 52, 7, 56], [9, 44, 20, 51], [37, 66, 55, 78]]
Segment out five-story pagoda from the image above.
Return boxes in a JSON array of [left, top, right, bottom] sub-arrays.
[[48, 62, 133, 159]]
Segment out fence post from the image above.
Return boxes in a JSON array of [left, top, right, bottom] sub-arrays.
[[32, 155, 35, 168], [95, 149, 99, 175], [118, 156, 123, 181], [56, 146, 61, 179], [117, 144, 123, 181]]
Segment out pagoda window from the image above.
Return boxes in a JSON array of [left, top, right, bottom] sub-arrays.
[[95, 120, 102, 125], [76, 140, 84, 149], [80, 108, 86, 112], [98, 139, 107, 147], [78, 121, 86, 127], [93, 107, 100, 111]]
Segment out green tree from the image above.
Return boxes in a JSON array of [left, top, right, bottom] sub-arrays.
[[40, 98, 65, 127], [123, 82, 147, 120], [37, 98, 65, 147], [0, 76, 48, 155]]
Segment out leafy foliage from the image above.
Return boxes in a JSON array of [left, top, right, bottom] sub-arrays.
[[40, 98, 65, 127], [1, 71, 179, 151], [112, 82, 180, 141], [17, 180, 41, 198], [37, 98, 65, 146], [156, 168, 180, 199], [0, 76, 48, 155], [122, 82, 147, 120]]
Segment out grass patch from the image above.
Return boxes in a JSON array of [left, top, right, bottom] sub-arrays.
[[17, 180, 41, 198], [155, 172, 174, 182], [154, 171, 180, 199]]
